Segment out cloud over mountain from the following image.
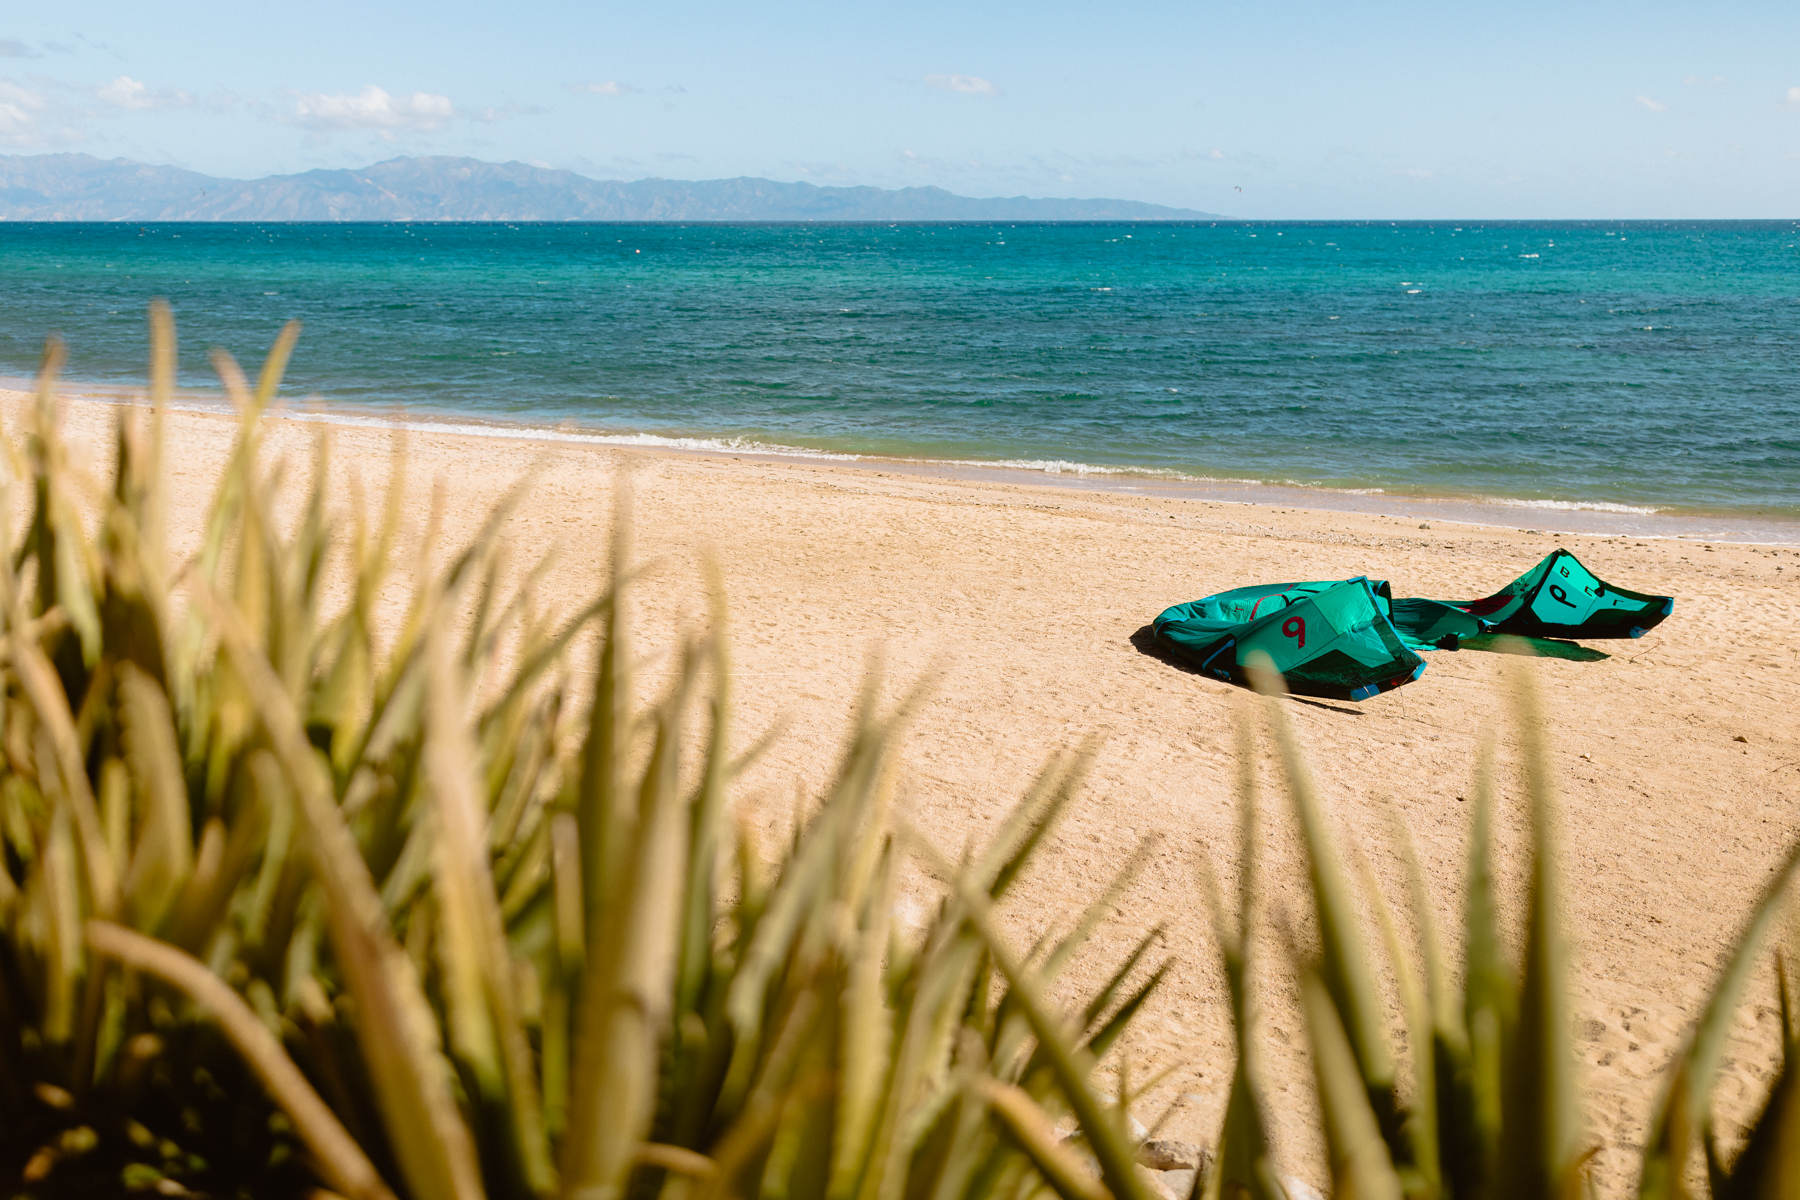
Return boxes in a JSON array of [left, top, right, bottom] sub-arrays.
[[292, 86, 456, 132]]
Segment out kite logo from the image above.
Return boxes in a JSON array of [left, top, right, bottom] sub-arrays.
[[1548, 584, 1576, 607], [1282, 615, 1307, 649]]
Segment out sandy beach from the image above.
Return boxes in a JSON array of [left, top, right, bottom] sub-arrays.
[[12, 386, 1798, 1194]]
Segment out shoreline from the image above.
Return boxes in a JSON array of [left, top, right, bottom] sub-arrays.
[[17, 374, 1800, 547]]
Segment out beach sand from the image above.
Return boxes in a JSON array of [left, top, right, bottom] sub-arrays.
[[11, 387, 1799, 1195]]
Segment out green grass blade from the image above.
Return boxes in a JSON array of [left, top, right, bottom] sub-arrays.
[[1353, 842, 1442, 1193], [252, 320, 302, 412], [966, 746, 1089, 903], [197, 578, 486, 1200], [35, 804, 82, 1047], [1083, 957, 1170, 1064], [1707, 956, 1800, 1199], [1299, 971, 1405, 1200], [975, 1078, 1110, 1200], [832, 844, 898, 1199], [1202, 710, 1282, 1200], [1460, 737, 1509, 1187], [142, 300, 173, 563], [6, 620, 119, 918], [425, 630, 557, 1195], [114, 664, 192, 932], [562, 653, 697, 1199], [1260, 687, 1398, 1109], [1495, 682, 1583, 1200], [674, 583, 731, 1025], [87, 921, 397, 1200], [925, 841, 1152, 1200], [1638, 841, 1800, 1197], [573, 483, 633, 978]]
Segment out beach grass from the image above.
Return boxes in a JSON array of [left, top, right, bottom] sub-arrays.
[[0, 307, 1165, 1199]]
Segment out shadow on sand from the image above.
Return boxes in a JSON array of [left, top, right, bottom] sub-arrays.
[[1459, 633, 1611, 662], [1128, 624, 1366, 716]]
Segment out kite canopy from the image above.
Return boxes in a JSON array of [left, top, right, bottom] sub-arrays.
[[1433, 549, 1674, 639], [1151, 577, 1485, 701]]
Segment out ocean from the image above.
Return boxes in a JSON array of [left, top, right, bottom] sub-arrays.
[[2, 221, 1796, 530]]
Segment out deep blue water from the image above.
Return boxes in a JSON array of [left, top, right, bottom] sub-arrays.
[[1, 221, 1797, 516]]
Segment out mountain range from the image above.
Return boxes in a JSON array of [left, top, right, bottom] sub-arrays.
[[0, 154, 1217, 221]]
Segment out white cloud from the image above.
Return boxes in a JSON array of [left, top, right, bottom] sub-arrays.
[[99, 76, 151, 109], [0, 80, 45, 143], [1635, 95, 1667, 113], [1787, 85, 1800, 105], [572, 81, 686, 98], [98, 75, 193, 111], [924, 73, 999, 96], [293, 84, 454, 132]]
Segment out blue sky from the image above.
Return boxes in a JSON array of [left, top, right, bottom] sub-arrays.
[[3, 2, 1798, 216]]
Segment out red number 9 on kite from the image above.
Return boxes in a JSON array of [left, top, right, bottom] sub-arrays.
[[1282, 615, 1306, 649]]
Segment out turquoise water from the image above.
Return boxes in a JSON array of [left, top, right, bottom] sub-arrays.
[[1, 221, 1797, 518]]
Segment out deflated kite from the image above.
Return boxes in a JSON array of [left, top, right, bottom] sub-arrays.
[[1151, 577, 1486, 702], [1151, 550, 1670, 701], [1431, 549, 1674, 640]]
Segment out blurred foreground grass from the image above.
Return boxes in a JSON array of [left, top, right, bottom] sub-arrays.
[[0, 308, 1796, 1199]]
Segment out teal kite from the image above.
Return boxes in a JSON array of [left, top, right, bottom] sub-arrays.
[[1151, 578, 1486, 702], [1151, 550, 1672, 702], [1433, 549, 1673, 640]]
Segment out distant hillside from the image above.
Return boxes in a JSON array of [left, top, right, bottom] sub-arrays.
[[0, 154, 1218, 221]]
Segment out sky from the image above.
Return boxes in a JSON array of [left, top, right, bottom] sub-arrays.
[[3, 1, 1798, 217]]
